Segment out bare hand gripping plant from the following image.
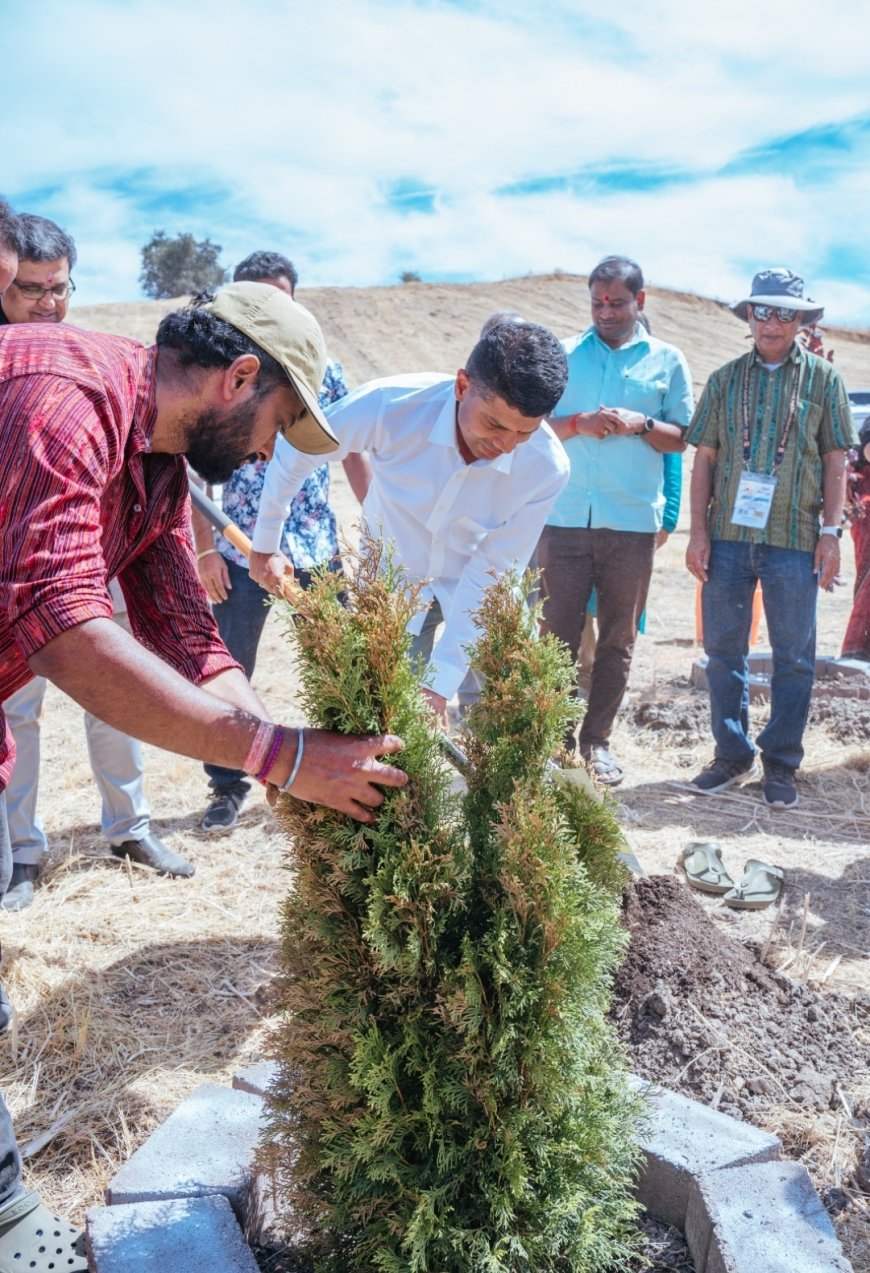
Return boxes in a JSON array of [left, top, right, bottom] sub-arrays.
[[263, 538, 643, 1272]]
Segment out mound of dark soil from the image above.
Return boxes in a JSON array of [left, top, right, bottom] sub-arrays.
[[612, 877, 870, 1189], [632, 695, 710, 746], [809, 694, 870, 745]]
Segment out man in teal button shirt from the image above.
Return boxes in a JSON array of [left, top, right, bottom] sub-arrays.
[[538, 255, 694, 785]]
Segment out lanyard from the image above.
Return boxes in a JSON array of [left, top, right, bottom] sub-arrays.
[[740, 356, 801, 474]]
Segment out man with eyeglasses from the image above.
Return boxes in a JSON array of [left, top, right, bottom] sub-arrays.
[[685, 268, 857, 809], [0, 213, 75, 324], [0, 215, 195, 904]]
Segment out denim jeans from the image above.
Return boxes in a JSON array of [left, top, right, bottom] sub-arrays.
[[204, 557, 340, 793], [701, 540, 817, 771]]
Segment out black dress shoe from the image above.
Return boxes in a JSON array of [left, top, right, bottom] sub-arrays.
[[0, 862, 41, 912], [111, 833, 195, 878]]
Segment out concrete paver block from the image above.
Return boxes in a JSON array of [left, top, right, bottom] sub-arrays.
[[686, 1159, 853, 1273], [232, 1061, 278, 1098], [106, 1083, 264, 1220], [630, 1076, 781, 1229], [86, 1194, 259, 1272]]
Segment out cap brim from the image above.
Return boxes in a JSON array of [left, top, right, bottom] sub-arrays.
[[732, 298, 825, 325], [281, 374, 340, 455]]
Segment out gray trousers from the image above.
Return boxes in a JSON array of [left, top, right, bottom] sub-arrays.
[[3, 610, 150, 863], [0, 794, 23, 1206]]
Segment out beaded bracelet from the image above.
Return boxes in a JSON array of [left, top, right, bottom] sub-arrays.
[[278, 728, 305, 792], [243, 719, 275, 776], [256, 726, 285, 784]]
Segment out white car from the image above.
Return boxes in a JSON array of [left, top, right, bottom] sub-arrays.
[[848, 389, 870, 433]]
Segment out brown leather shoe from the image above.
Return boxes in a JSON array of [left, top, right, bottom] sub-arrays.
[[111, 833, 195, 878]]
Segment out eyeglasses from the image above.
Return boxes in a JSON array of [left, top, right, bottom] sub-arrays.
[[751, 304, 799, 324], [10, 279, 76, 301]]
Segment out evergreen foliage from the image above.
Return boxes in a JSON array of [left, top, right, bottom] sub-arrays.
[[264, 542, 642, 1271], [139, 229, 227, 298]]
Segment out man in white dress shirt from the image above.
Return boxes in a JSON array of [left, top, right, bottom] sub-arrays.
[[249, 320, 570, 724]]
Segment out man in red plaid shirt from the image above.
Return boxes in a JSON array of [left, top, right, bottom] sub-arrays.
[[0, 243, 405, 1265]]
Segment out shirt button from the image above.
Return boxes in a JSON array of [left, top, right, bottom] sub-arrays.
[[133, 504, 142, 512]]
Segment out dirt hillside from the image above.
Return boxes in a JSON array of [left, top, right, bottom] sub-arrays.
[[69, 272, 870, 397]]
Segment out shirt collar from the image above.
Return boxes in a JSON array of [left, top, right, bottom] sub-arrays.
[[584, 320, 651, 353], [429, 382, 516, 474], [749, 341, 804, 369], [130, 345, 159, 454]]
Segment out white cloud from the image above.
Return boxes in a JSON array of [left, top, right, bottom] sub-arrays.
[[3, 0, 869, 321]]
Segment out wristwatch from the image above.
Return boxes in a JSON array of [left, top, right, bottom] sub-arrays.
[[642, 417, 656, 434], [819, 526, 843, 538]]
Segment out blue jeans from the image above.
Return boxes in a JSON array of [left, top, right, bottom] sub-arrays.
[[701, 541, 817, 771], [203, 557, 340, 793]]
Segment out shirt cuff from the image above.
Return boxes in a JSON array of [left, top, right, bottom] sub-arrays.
[[429, 656, 467, 703], [251, 516, 285, 554]]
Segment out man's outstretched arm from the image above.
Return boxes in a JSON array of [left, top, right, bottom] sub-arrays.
[[29, 618, 406, 822]]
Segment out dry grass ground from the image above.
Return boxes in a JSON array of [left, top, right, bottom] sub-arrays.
[[3, 276, 868, 1265]]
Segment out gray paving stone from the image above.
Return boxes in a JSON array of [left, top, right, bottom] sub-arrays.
[[86, 1195, 259, 1272], [106, 1083, 264, 1219], [233, 1060, 278, 1097], [686, 1159, 853, 1273], [630, 1076, 781, 1229]]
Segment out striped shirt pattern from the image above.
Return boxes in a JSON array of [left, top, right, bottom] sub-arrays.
[[686, 344, 856, 552], [0, 324, 238, 788]]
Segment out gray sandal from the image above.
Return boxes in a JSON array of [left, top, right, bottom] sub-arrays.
[[0, 1189, 86, 1273]]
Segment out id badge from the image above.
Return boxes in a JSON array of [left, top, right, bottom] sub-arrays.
[[731, 471, 777, 529]]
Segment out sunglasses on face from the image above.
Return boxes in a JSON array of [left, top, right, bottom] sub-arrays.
[[750, 304, 800, 324]]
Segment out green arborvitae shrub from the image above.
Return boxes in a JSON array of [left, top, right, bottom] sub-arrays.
[[263, 544, 643, 1272]]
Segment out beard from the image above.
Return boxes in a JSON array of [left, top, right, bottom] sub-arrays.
[[184, 400, 262, 484]]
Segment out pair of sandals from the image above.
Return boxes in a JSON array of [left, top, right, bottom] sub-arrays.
[[679, 841, 784, 910], [0, 1190, 86, 1273]]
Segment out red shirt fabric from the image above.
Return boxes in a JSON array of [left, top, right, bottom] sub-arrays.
[[0, 323, 240, 789]]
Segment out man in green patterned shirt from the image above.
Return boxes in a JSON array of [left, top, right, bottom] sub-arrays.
[[685, 268, 857, 809]]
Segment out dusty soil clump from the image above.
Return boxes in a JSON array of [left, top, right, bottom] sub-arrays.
[[632, 692, 710, 747], [809, 694, 870, 745], [612, 877, 870, 1205]]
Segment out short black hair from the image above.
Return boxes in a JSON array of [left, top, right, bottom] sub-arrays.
[[464, 321, 568, 418], [479, 310, 524, 339], [588, 254, 644, 297], [16, 214, 77, 269], [155, 290, 287, 399], [233, 251, 298, 293], [0, 196, 22, 255]]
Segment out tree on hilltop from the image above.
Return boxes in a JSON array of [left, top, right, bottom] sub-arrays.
[[139, 230, 227, 299]]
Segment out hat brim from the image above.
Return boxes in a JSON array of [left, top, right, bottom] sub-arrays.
[[732, 297, 825, 326], [280, 374, 339, 456]]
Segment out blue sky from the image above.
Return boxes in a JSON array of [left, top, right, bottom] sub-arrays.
[[3, 0, 870, 324]]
